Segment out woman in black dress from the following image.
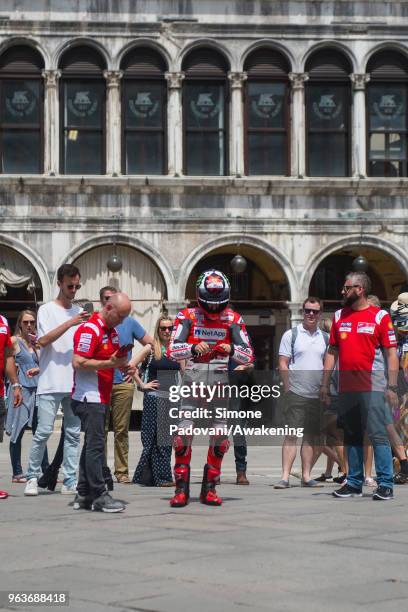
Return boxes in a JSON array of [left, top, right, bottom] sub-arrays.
[[132, 316, 181, 487]]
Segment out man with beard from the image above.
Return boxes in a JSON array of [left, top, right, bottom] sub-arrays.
[[321, 272, 399, 500]]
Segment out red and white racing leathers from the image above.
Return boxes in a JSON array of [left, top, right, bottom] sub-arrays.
[[167, 306, 254, 506]]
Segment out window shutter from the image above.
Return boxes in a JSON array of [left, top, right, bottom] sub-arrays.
[[306, 50, 351, 80], [244, 49, 290, 78], [60, 46, 106, 75], [121, 48, 167, 76], [368, 51, 408, 81], [0, 45, 44, 74], [182, 48, 229, 77]]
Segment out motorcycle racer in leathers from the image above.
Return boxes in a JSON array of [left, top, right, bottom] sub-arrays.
[[167, 270, 254, 507]]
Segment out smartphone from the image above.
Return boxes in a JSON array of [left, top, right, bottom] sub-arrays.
[[82, 302, 94, 314], [27, 332, 38, 346]]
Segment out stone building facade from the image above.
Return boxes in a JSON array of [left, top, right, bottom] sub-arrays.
[[1, 0, 408, 364]]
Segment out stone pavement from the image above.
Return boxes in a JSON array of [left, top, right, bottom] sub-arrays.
[[1, 432, 408, 612]]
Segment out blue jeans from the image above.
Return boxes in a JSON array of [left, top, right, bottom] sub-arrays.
[[10, 405, 49, 476], [26, 393, 80, 487], [339, 391, 393, 490]]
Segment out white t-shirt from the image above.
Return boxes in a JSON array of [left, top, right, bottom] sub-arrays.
[[37, 301, 82, 395], [279, 324, 327, 398]]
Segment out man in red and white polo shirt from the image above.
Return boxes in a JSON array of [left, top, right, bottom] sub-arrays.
[[71, 293, 131, 513], [0, 313, 22, 499], [321, 272, 399, 501]]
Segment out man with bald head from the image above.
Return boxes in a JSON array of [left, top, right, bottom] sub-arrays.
[[71, 292, 132, 512]]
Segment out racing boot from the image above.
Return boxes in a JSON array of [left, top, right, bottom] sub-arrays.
[[170, 464, 191, 507], [200, 464, 223, 506], [199, 434, 230, 506], [169, 434, 192, 508]]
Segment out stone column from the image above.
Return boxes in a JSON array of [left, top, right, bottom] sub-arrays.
[[165, 72, 185, 176], [42, 70, 61, 175], [350, 73, 370, 178], [228, 72, 247, 177], [103, 70, 123, 175], [288, 302, 303, 327], [289, 73, 309, 178]]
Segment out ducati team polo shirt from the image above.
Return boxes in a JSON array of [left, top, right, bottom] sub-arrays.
[[329, 306, 397, 393], [72, 312, 120, 404]]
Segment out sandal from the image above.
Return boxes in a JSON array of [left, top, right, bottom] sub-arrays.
[[12, 474, 27, 483]]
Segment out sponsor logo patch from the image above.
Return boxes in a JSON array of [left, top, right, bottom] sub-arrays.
[[357, 322, 375, 335], [79, 333, 92, 340], [339, 323, 352, 333], [194, 327, 227, 341], [78, 342, 91, 353], [0, 326, 8, 334], [340, 332, 348, 340]]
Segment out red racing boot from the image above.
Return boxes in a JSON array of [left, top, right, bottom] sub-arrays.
[[170, 465, 190, 507], [200, 465, 223, 506], [169, 435, 192, 508], [200, 434, 230, 506]]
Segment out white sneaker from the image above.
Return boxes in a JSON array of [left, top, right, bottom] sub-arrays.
[[60, 484, 77, 495], [24, 478, 38, 496]]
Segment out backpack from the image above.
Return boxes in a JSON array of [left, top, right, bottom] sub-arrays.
[[290, 326, 329, 364]]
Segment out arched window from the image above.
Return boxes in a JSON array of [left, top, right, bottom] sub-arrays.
[[182, 48, 229, 175], [305, 49, 351, 176], [367, 50, 408, 177], [244, 48, 290, 175], [0, 45, 44, 173], [59, 45, 106, 174], [121, 47, 167, 175]]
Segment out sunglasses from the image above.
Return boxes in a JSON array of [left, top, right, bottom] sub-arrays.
[[342, 285, 361, 293], [21, 320, 36, 326], [67, 284, 82, 290], [159, 325, 173, 331], [303, 308, 320, 315]]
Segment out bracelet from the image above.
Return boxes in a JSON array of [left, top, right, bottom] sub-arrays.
[[387, 385, 398, 393], [11, 383, 22, 389]]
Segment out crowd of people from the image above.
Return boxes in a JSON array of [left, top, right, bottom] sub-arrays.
[[0, 264, 407, 510]]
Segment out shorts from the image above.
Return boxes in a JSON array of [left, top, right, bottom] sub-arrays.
[[283, 391, 323, 439]]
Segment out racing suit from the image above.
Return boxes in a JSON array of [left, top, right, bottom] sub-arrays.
[[168, 306, 254, 506]]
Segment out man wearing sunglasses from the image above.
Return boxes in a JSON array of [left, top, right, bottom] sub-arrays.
[[25, 264, 90, 497], [321, 272, 399, 501], [276, 297, 328, 489], [99, 286, 153, 484]]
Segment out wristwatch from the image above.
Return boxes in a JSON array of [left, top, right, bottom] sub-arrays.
[[387, 385, 398, 393], [11, 383, 22, 389]]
